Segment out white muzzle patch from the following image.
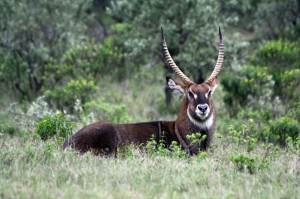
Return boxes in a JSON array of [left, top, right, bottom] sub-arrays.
[[195, 104, 210, 120]]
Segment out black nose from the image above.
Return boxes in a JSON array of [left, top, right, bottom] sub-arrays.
[[198, 104, 208, 112]]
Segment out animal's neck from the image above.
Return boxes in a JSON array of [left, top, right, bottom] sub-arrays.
[[187, 111, 214, 130]]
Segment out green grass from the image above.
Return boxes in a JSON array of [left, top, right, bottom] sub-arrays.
[[1, 135, 299, 199]]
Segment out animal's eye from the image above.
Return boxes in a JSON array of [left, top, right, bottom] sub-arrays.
[[188, 91, 194, 98], [208, 91, 212, 97]]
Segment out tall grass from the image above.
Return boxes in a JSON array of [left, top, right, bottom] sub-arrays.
[[1, 135, 299, 199]]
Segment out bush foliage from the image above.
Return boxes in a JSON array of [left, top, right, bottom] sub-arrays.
[[35, 112, 76, 140], [269, 117, 299, 147]]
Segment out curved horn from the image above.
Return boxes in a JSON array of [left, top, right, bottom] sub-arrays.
[[205, 27, 224, 84], [161, 27, 194, 85]]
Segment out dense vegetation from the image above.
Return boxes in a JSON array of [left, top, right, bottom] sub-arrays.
[[0, 0, 299, 198]]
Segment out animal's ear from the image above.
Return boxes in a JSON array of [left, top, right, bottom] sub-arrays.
[[166, 77, 186, 95], [207, 78, 218, 94]]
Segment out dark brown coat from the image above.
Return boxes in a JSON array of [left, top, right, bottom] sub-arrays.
[[62, 121, 178, 156]]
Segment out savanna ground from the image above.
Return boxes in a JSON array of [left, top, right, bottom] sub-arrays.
[[1, 133, 299, 199]]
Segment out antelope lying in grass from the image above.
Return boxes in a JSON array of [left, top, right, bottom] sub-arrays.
[[62, 27, 224, 156]]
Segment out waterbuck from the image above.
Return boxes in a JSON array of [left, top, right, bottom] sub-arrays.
[[62, 27, 224, 156]]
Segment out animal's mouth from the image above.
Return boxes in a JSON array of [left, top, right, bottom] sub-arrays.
[[196, 112, 208, 119]]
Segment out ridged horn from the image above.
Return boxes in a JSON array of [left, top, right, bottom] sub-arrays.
[[205, 27, 224, 84], [161, 27, 194, 85]]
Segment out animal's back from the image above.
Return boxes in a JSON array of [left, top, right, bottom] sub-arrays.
[[62, 122, 119, 155]]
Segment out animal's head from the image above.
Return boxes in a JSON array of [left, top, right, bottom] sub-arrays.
[[162, 27, 224, 121]]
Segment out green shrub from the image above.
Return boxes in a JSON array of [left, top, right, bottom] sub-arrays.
[[281, 69, 300, 120], [144, 132, 208, 159], [45, 78, 97, 113], [227, 119, 259, 152], [186, 132, 207, 146], [97, 35, 125, 78], [145, 134, 169, 156], [35, 112, 76, 140], [269, 117, 299, 147], [168, 141, 188, 158], [229, 152, 271, 174], [222, 65, 274, 116], [222, 40, 300, 121], [45, 37, 124, 81], [230, 153, 260, 174], [145, 134, 188, 158], [83, 98, 132, 124], [43, 36, 126, 113], [249, 40, 300, 97], [250, 39, 300, 70]]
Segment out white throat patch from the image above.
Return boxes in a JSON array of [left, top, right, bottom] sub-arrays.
[[187, 108, 214, 130]]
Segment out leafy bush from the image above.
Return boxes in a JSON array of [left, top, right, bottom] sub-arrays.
[[145, 134, 170, 156], [230, 153, 259, 174], [227, 119, 258, 152], [281, 69, 300, 120], [35, 112, 76, 140], [269, 117, 299, 147], [83, 98, 132, 124], [230, 153, 262, 174], [250, 39, 300, 70], [45, 39, 100, 80], [45, 78, 97, 113], [186, 132, 207, 146], [222, 65, 274, 116], [43, 36, 126, 113], [97, 35, 125, 78], [249, 39, 300, 97], [145, 132, 208, 158], [145, 134, 188, 158], [222, 40, 300, 121], [168, 141, 188, 158], [45, 37, 124, 83]]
